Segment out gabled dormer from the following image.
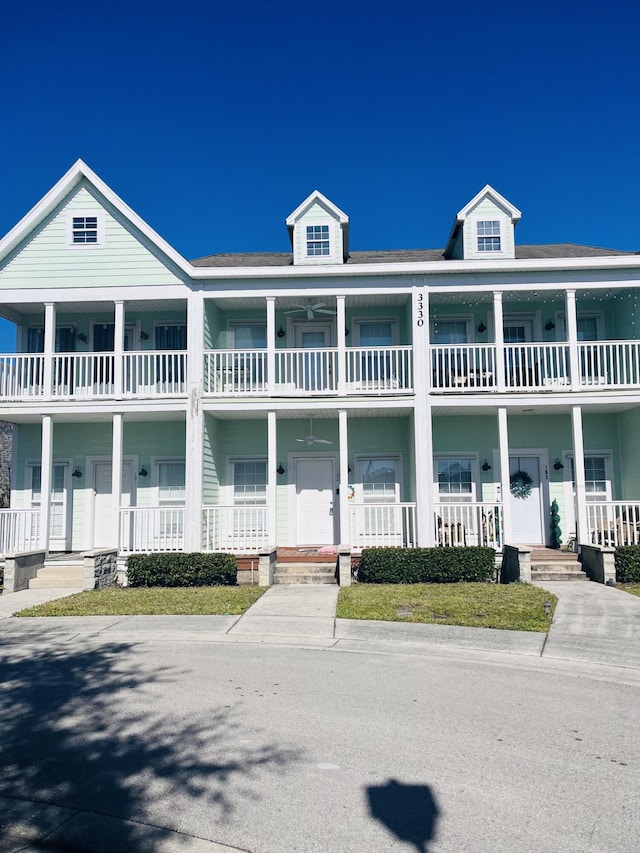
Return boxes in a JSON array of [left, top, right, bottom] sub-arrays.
[[444, 185, 521, 260], [286, 190, 349, 265]]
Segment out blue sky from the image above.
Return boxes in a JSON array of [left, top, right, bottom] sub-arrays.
[[1, 0, 639, 349]]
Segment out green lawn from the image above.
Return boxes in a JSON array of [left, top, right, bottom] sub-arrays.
[[15, 586, 265, 617], [618, 583, 640, 598], [337, 582, 556, 632]]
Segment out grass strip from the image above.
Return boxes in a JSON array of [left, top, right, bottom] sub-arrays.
[[337, 582, 556, 632], [15, 586, 265, 617], [618, 583, 640, 598]]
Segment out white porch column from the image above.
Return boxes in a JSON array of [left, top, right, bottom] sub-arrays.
[[266, 297, 276, 395], [566, 290, 581, 392], [43, 303, 56, 398], [113, 301, 124, 398], [497, 407, 513, 544], [112, 413, 123, 549], [493, 292, 505, 392], [267, 411, 277, 546], [185, 290, 204, 551], [338, 409, 349, 545], [336, 296, 346, 395], [412, 280, 434, 545], [571, 405, 589, 544], [39, 415, 53, 552]]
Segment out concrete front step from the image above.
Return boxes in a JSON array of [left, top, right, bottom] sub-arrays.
[[30, 566, 84, 589], [531, 569, 588, 581], [273, 562, 337, 585]]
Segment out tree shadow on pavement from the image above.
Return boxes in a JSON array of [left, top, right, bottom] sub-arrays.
[[367, 778, 439, 852], [0, 638, 301, 851]]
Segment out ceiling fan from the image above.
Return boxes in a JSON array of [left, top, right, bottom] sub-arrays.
[[296, 416, 332, 445], [284, 299, 336, 320]]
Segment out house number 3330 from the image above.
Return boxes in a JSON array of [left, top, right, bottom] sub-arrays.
[[416, 292, 424, 326]]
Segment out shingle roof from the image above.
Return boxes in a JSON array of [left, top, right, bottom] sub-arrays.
[[190, 243, 635, 267]]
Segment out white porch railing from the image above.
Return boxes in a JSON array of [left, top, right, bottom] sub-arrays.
[[0, 355, 45, 399], [124, 352, 187, 396], [349, 503, 417, 548], [586, 501, 640, 547], [119, 506, 185, 553], [434, 502, 503, 549], [579, 341, 640, 388], [275, 348, 338, 395], [504, 343, 571, 391], [203, 350, 267, 395], [347, 346, 413, 393], [52, 353, 115, 396], [430, 345, 496, 390], [202, 505, 268, 552], [0, 509, 40, 554]]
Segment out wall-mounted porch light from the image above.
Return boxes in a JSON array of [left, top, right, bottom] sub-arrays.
[[553, 459, 564, 470], [277, 327, 286, 338], [481, 460, 492, 472], [77, 332, 88, 343], [71, 468, 83, 478], [277, 463, 286, 475], [140, 330, 150, 341], [545, 319, 556, 331], [477, 322, 487, 334], [139, 467, 148, 477]]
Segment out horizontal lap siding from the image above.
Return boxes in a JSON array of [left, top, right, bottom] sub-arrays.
[[0, 184, 183, 287]]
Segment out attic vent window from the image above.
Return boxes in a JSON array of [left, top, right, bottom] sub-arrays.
[[72, 216, 98, 244], [306, 225, 330, 257], [477, 220, 501, 252]]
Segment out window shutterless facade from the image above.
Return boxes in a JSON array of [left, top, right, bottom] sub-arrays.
[[477, 220, 501, 252], [65, 210, 104, 247], [306, 224, 330, 256]]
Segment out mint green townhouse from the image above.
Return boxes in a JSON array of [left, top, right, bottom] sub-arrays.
[[1, 160, 639, 577]]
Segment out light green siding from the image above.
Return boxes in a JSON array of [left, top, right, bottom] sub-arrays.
[[203, 415, 220, 503], [0, 182, 185, 287], [293, 201, 343, 266], [463, 196, 515, 260]]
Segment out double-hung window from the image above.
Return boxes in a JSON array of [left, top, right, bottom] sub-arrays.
[[477, 220, 501, 252], [232, 460, 267, 540], [306, 225, 330, 256], [157, 461, 185, 545]]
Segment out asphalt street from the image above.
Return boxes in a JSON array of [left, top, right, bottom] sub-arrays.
[[1, 615, 639, 853]]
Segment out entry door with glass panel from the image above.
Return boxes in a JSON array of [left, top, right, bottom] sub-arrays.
[[30, 464, 68, 550], [435, 457, 475, 545], [431, 320, 469, 387], [294, 324, 333, 392], [295, 457, 336, 545], [504, 319, 534, 388], [355, 321, 396, 389], [509, 456, 543, 544], [356, 457, 401, 544], [232, 460, 267, 548]]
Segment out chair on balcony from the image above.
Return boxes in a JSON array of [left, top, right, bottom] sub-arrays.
[[436, 515, 466, 546]]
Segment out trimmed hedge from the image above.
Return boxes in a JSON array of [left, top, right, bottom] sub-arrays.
[[357, 547, 496, 584], [127, 552, 237, 588], [614, 546, 640, 583]]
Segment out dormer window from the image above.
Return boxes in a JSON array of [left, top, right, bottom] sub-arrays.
[[66, 210, 105, 247], [306, 225, 330, 257], [477, 220, 501, 252]]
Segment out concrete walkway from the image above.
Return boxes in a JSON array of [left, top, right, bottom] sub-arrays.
[[0, 586, 82, 619]]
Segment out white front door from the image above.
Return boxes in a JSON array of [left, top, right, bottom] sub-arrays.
[[93, 461, 133, 548], [295, 457, 336, 545], [509, 456, 543, 544]]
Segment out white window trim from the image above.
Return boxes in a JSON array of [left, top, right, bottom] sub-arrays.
[[153, 322, 187, 349], [303, 221, 335, 260], [433, 453, 479, 502], [26, 458, 72, 545], [556, 311, 605, 342], [352, 316, 399, 346], [353, 453, 404, 503], [65, 209, 105, 248], [501, 313, 542, 342], [562, 450, 613, 538], [226, 321, 267, 349], [152, 458, 186, 505], [430, 314, 473, 343], [475, 219, 502, 254], [226, 456, 268, 506]]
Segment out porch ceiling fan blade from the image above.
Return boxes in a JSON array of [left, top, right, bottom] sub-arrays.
[[314, 308, 337, 315], [306, 307, 315, 320], [313, 438, 332, 444]]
